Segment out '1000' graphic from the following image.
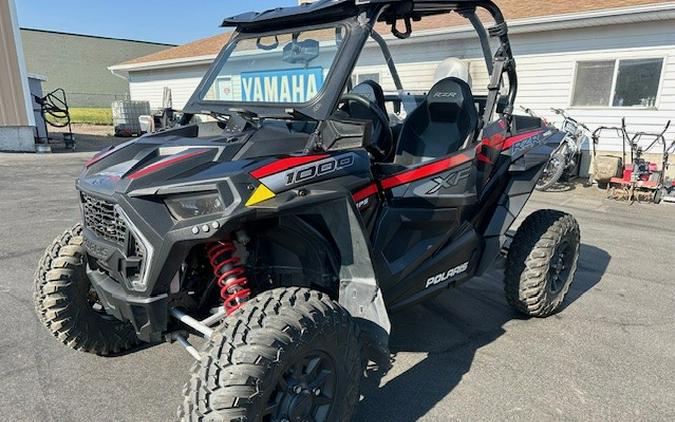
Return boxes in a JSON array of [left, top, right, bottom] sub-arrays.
[[285, 155, 355, 185]]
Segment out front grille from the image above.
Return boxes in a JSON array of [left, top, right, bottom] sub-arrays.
[[81, 194, 127, 246]]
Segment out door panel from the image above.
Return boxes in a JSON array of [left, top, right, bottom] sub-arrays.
[[372, 150, 481, 301]]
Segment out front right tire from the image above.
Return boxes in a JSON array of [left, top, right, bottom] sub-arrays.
[[179, 287, 362, 422], [33, 224, 139, 355]]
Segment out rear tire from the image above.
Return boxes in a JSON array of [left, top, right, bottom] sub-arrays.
[[179, 287, 362, 422], [33, 224, 139, 355], [505, 210, 580, 317]]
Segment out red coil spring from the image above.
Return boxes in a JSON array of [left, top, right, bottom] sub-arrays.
[[206, 240, 251, 315]]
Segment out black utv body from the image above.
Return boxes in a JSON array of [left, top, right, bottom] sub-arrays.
[[34, 1, 580, 420]]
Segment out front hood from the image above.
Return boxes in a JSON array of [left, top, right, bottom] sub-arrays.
[[77, 123, 311, 197]]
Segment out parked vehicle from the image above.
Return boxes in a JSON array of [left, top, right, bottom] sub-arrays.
[[33, 1, 580, 420], [521, 107, 589, 191]]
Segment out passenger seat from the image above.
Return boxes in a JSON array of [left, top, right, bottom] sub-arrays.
[[394, 77, 478, 166]]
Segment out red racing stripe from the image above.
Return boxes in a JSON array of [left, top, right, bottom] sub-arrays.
[[481, 132, 506, 149], [85, 139, 136, 168], [502, 130, 545, 150], [352, 183, 379, 202], [251, 155, 329, 179], [476, 152, 492, 163], [127, 149, 210, 180], [381, 153, 472, 190]]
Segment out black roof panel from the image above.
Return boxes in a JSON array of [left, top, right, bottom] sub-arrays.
[[221, 0, 491, 30], [222, 0, 362, 28]]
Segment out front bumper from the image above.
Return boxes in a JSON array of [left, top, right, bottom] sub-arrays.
[[79, 191, 167, 342], [87, 268, 168, 343]]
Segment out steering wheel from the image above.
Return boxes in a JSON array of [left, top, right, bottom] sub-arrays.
[[339, 93, 393, 161]]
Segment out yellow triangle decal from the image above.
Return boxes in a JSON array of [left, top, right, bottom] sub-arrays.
[[245, 184, 276, 206]]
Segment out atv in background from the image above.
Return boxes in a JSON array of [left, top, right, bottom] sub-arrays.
[[33, 1, 580, 420]]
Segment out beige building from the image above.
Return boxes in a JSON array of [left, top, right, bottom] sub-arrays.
[[0, 0, 35, 152]]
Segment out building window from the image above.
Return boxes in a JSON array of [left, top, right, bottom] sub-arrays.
[[352, 72, 380, 86], [571, 61, 615, 107], [571, 58, 663, 108]]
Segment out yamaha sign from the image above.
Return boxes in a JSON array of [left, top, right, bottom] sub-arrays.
[[241, 67, 324, 103]]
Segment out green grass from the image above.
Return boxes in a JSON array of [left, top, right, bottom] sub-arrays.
[[68, 108, 113, 125]]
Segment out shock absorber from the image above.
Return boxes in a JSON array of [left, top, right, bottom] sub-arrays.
[[206, 238, 251, 315]]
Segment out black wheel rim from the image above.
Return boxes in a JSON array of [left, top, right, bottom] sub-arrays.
[[549, 240, 574, 294], [264, 350, 337, 422]]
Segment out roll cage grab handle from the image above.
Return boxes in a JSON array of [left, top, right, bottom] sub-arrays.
[[464, 1, 518, 129], [374, 0, 517, 135], [370, 31, 404, 91]]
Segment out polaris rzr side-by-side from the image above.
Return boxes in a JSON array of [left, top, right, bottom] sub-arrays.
[[33, 1, 580, 420]]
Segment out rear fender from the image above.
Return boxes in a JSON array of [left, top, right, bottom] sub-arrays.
[[475, 130, 565, 275], [507, 129, 566, 171]]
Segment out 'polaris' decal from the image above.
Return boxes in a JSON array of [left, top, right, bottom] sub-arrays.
[[425, 262, 469, 288]]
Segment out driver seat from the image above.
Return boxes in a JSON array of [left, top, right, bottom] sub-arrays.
[[346, 80, 393, 160], [394, 77, 478, 166]]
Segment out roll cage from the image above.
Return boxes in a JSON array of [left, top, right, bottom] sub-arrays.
[[183, 0, 517, 133]]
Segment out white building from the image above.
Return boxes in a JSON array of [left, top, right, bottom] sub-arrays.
[[109, 0, 675, 170]]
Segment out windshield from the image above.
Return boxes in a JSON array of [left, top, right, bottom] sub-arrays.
[[202, 26, 345, 105]]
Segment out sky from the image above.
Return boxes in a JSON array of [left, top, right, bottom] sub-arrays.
[[16, 0, 297, 45]]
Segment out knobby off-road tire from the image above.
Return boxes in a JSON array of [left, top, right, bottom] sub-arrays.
[[179, 287, 362, 422], [505, 210, 580, 317], [33, 224, 139, 355]]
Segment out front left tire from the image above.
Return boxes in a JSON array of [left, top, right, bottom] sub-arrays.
[[179, 287, 363, 422]]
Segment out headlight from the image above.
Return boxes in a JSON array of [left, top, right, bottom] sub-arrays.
[[165, 192, 224, 221]]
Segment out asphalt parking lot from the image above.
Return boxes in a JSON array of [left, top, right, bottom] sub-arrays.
[[1, 150, 674, 421]]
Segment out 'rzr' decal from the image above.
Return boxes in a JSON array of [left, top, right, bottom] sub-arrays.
[[503, 130, 547, 151]]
